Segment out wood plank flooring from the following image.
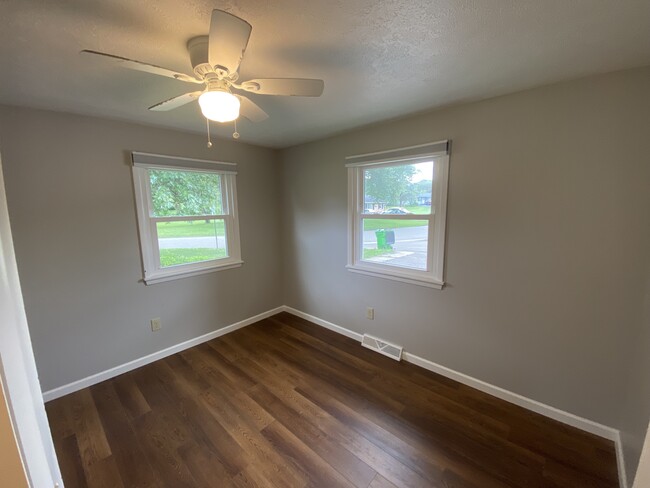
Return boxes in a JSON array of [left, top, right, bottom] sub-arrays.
[[46, 312, 619, 487]]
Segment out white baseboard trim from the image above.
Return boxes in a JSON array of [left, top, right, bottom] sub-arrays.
[[616, 433, 629, 488], [283, 306, 364, 342], [42, 306, 285, 402], [404, 349, 627, 488], [281, 306, 627, 488], [41, 304, 628, 488], [401, 350, 619, 440]]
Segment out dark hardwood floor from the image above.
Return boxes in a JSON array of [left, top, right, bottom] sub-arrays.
[[46, 312, 619, 487]]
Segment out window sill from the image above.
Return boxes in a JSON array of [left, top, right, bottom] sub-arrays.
[[346, 264, 444, 289], [144, 260, 243, 285]]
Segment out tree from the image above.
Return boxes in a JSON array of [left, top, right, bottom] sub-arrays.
[[399, 188, 417, 206], [149, 169, 222, 217], [413, 179, 433, 194], [364, 165, 416, 206]]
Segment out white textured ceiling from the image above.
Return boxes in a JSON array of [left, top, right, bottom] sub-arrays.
[[1, 0, 649, 148]]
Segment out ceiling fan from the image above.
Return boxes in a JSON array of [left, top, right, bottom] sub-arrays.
[[81, 9, 324, 142]]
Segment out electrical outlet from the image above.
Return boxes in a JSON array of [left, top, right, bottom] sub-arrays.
[[150, 317, 161, 331], [366, 307, 374, 320]]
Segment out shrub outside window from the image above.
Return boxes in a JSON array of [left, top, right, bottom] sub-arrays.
[[132, 152, 242, 284], [346, 141, 450, 288]]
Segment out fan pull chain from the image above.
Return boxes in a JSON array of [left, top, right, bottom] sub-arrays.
[[233, 119, 240, 140], [206, 118, 213, 148]]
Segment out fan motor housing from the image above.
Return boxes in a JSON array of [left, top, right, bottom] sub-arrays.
[[187, 36, 209, 69], [188, 35, 234, 81]]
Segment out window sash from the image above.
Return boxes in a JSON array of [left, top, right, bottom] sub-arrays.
[[132, 161, 242, 285], [356, 214, 435, 273], [347, 151, 449, 289], [145, 166, 228, 218], [358, 213, 434, 220], [150, 217, 230, 270], [149, 215, 229, 223]]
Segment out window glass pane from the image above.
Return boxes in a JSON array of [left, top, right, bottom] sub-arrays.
[[157, 219, 227, 267], [363, 161, 434, 215], [149, 168, 223, 217], [362, 219, 429, 270]]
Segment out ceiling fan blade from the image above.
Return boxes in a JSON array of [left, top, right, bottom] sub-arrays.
[[80, 50, 202, 84], [239, 78, 324, 97], [238, 96, 268, 123], [149, 91, 203, 111], [208, 10, 252, 75]]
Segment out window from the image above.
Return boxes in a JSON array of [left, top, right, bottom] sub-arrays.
[[132, 152, 242, 284], [346, 141, 450, 288]]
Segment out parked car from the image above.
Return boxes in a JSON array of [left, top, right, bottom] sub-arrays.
[[382, 207, 412, 215]]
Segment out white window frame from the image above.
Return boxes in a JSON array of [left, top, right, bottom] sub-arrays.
[[131, 152, 242, 285], [346, 141, 450, 289]]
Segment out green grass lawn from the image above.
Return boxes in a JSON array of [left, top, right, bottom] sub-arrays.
[[362, 248, 394, 259], [363, 219, 428, 231], [159, 248, 227, 267], [155, 209, 431, 238], [157, 220, 225, 238], [363, 205, 431, 231], [404, 205, 431, 214]]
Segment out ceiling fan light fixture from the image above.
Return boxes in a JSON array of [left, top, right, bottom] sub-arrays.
[[81, 9, 323, 136], [198, 90, 240, 122]]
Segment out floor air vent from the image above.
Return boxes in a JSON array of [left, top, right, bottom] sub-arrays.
[[361, 334, 403, 361]]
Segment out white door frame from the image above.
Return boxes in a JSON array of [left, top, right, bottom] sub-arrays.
[[634, 422, 650, 487], [0, 147, 62, 486]]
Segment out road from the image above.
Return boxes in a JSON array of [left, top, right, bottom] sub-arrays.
[[158, 225, 429, 268], [158, 236, 226, 249], [363, 225, 428, 269], [363, 225, 427, 251]]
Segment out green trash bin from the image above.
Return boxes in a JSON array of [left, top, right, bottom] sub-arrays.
[[375, 229, 389, 250]]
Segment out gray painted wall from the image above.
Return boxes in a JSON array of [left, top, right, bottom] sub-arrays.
[[279, 67, 650, 471], [0, 106, 283, 392], [2, 67, 650, 482]]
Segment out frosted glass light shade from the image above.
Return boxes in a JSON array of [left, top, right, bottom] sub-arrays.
[[199, 90, 240, 123]]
